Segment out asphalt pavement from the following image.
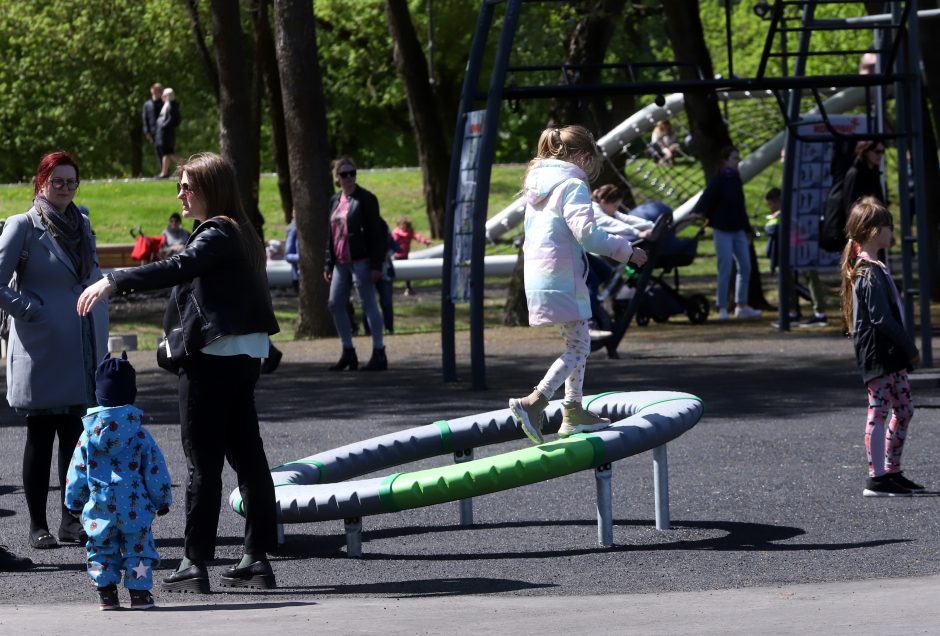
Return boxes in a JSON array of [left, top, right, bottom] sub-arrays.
[[1, 316, 939, 633]]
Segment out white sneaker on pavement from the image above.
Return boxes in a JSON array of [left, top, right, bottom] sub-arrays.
[[734, 305, 762, 319], [718, 308, 730, 321]]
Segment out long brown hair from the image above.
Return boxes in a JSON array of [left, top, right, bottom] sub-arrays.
[[179, 152, 265, 273], [523, 125, 600, 186], [839, 196, 893, 331]]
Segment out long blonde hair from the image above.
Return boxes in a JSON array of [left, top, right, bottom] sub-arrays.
[[523, 125, 600, 185], [839, 196, 894, 331], [160, 87, 175, 117]]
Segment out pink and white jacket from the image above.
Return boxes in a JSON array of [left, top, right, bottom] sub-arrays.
[[522, 160, 634, 326]]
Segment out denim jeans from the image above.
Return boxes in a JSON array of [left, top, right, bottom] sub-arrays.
[[713, 229, 750, 310], [328, 260, 385, 349]]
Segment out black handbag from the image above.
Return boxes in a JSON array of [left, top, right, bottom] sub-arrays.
[[157, 294, 187, 374]]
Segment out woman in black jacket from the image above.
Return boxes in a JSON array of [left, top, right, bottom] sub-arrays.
[[77, 153, 280, 593], [323, 155, 388, 371]]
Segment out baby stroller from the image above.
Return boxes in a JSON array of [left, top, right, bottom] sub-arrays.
[[129, 226, 165, 264], [608, 201, 709, 326]]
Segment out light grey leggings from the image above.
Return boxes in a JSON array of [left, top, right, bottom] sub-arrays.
[[536, 320, 591, 403]]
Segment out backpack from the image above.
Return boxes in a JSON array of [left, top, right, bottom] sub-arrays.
[[819, 178, 847, 253]]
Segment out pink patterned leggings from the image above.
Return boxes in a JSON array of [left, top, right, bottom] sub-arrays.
[[865, 371, 914, 478]]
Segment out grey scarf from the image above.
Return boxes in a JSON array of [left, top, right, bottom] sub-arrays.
[[34, 195, 93, 281]]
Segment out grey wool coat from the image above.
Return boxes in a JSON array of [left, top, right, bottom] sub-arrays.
[[0, 208, 109, 410]]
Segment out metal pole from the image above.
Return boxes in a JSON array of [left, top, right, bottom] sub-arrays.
[[777, 1, 816, 332], [276, 523, 285, 546], [907, 0, 933, 366], [344, 517, 362, 558], [595, 463, 613, 547], [468, 0, 522, 390], [455, 448, 474, 525], [440, 2, 495, 382], [653, 445, 669, 530], [893, 5, 916, 343]]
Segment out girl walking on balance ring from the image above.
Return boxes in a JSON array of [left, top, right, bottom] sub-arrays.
[[840, 196, 923, 497], [509, 125, 647, 444]]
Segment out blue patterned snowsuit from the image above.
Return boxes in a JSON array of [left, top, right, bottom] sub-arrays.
[[65, 405, 172, 590]]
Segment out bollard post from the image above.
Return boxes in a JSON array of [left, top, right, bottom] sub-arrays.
[[595, 463, 613, 547], [344, 516, 363, 558], [276, 523, 285, 546], [653, 444, 670, 530], [454, 448, 474, 525]]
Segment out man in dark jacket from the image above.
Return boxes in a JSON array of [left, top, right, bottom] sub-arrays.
[[142, 83, 163, 174]]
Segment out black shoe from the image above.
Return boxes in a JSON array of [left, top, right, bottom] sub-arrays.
[[129, 589, 155, 610], [219, 559, 276, 590], [799, 313, 828, 328], [58, 517, 88, 544], [888, 472, 925, 493], [28, 528, 57, 549], [863, 474, 913, 497], [261, 345, 282, 374], [162, 563, 210, 593], [328, 347, 358, 371], [98, 584, 120, 611], [360, 347, 387, 371], [0, 545, 33, 571]]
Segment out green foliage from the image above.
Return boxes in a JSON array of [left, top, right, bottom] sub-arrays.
[[0, 0, 218, 183]]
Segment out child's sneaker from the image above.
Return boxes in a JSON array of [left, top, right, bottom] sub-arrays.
[[863, 474, 913, 497], [509, 388, 548, 444], [558, 402, 610, 437], [888, 472, 925, 493], [129, 589, 155, 610], [97, 585, 120, 611]]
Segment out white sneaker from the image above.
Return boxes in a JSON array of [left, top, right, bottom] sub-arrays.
[[588, 328, 613, 340], [734, 305, 762, 319], [717, 308, 730, 321]]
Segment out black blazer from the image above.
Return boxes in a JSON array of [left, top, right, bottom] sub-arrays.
[[110, 218, 278, 357], [324, 185, 386, 273], [852, 262, 918, 384]]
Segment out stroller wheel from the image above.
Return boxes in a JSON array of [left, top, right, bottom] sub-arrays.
[[686, 294, 710, 324], [652, 313, 670, 324], [636, 313, 650, 327]]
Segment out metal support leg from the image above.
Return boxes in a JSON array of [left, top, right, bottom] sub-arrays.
[[595, 463, 613, 547], [276, 523, 285, 546], [454, 448, 474, 525], [653, 444, 670, 530], [344, 517, 362, 558]]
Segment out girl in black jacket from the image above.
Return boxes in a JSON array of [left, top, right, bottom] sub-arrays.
[[839, 197, 922, 498], [78, 152, 280, 593]]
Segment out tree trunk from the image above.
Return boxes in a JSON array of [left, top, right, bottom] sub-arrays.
[[251, 0, 293, 223], [384, 0, 450, 238], [917, 9, 940, 300], [503, 247, 529, 326], [273, 0, 335, 337], [184, 0, 220, 101], [547, 0, 627, 135], [661, 0, 731, 178], [209, 0, 264, 237]]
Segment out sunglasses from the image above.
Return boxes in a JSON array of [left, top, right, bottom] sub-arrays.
[[338, 170, 357, 179], [49, 178, 80, 191], [176, 182, 195, 195]]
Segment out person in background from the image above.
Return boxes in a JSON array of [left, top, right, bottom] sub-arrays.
[[142, 83, 164, 174], [284, 210, 299, 293], [0, 151, 109, 551], [78, 152, 280, 593], [693, 145, 762, 321], [323, 156, 388, 372], [155, 88, 182, 179], [160, 212, 190, 258], [391, 216, 431, 296], [651, 119, 681, 166]]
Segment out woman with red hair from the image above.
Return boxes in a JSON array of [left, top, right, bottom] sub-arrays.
[[0, 151, 109, 550]]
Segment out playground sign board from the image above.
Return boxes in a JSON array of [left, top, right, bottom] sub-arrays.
[[451, 110, 486, 303], [789, 114, 867, 269]]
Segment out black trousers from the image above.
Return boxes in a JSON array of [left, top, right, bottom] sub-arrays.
[[178, 352, 277, 561], [22, 413, 83, 532]]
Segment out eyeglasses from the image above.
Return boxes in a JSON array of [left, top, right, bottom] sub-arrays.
[[338, 170, 357, 179], [176, 182, 195, 196], [49, 178, 80, 190]]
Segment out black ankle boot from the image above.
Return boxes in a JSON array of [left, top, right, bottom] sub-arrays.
[[328, 347, 358, 371], [360, 347, 387, 371]]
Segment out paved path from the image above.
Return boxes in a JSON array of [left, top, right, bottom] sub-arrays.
[[1, 320, 938, 632]]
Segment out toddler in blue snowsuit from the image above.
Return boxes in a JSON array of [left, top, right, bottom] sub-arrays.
[[65, 352, 172, 610]]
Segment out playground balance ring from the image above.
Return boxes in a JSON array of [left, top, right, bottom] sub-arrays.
[[229, 390, 703, 551]]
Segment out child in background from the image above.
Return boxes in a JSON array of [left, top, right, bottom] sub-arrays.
[[65, 353, 172, 610], [840, 197, 923, 497], [391, 215, 431, 296], [160, 212, 190, 257], [508, 125, 647, 444]]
